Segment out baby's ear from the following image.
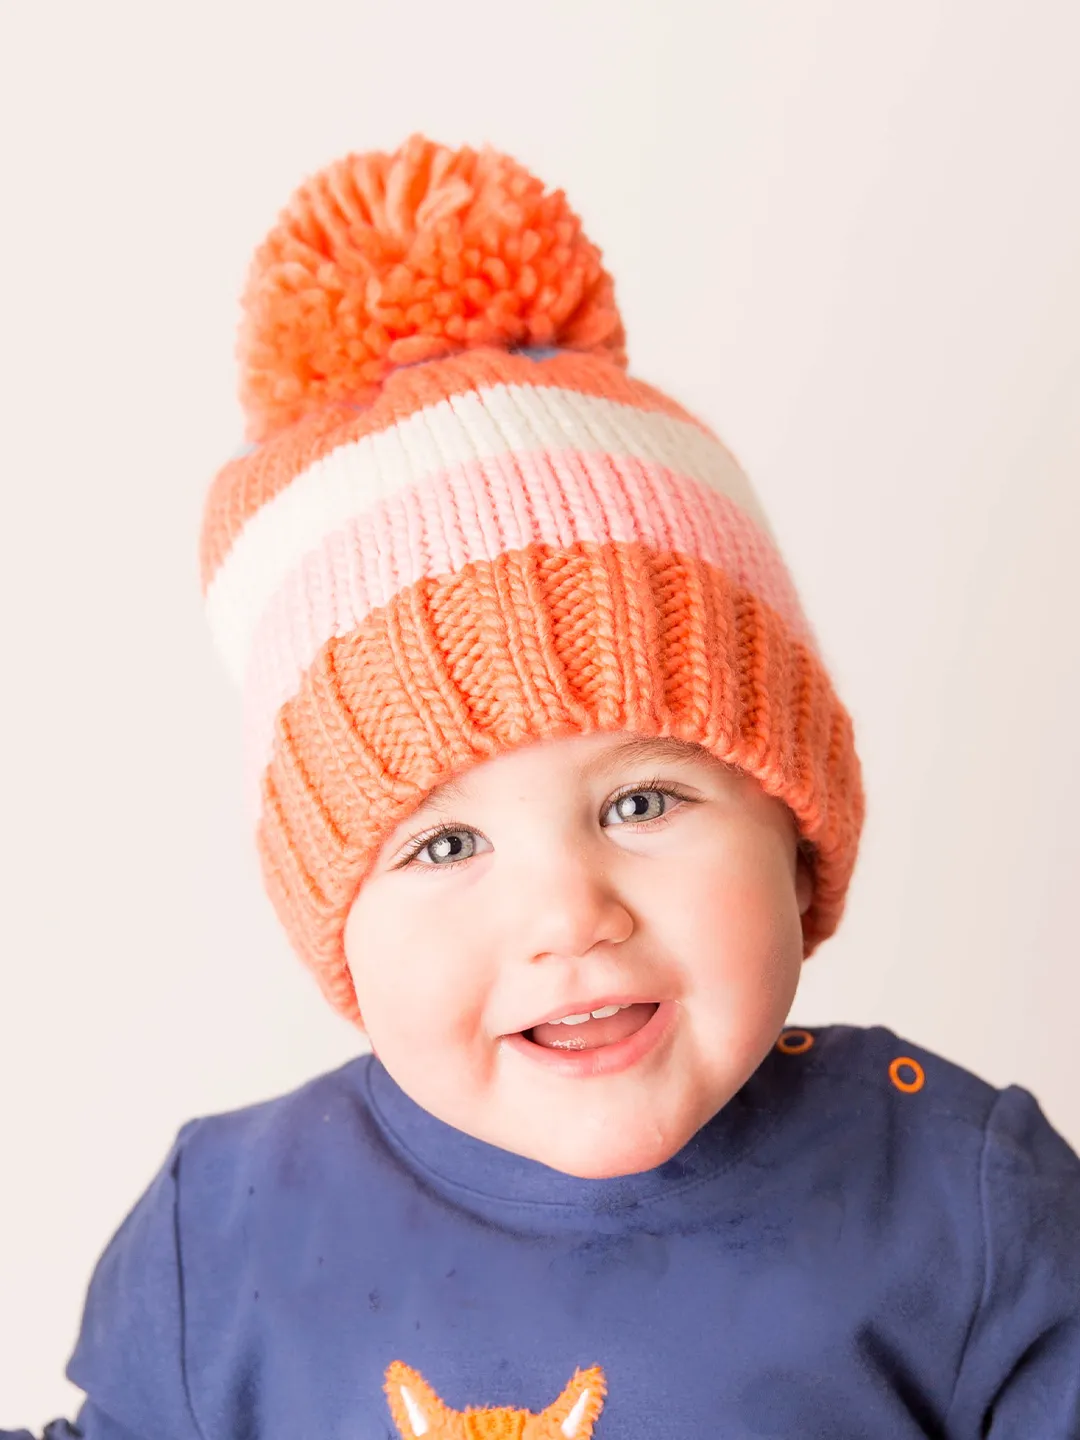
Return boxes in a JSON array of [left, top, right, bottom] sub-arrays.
[[530, 1367, 607, 1439], [385, 1360, 454, 1437]]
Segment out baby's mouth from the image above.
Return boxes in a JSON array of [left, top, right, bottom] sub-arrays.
[[523, 1003, 660, 1052]]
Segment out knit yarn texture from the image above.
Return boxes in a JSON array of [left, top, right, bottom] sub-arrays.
[[199, 136, 864, 1026]]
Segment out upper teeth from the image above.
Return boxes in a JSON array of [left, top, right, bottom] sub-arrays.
[[548, 1004, 629, 1025]]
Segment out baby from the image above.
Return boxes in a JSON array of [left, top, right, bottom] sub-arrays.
[[7, 134, 1078, 1439]]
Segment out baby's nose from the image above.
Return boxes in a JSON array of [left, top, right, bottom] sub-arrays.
[[514, 856, 634, 964]]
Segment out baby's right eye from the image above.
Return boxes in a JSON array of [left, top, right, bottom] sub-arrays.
[[402, 826, 490, 871]]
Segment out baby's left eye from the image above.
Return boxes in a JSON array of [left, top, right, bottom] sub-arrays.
[[603, 788, 677, 826]]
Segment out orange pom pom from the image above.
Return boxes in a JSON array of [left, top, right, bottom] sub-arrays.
[[237, 134, 627, 442]]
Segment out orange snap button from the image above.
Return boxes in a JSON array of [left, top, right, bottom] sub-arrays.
[[776, 1028, 814, 1055], [889, 1056, 925, 1093]]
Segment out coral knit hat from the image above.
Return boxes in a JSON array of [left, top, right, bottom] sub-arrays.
[[199, 134, 864, 1027]]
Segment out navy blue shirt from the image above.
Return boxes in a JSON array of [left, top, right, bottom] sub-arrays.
[[6, 1025, 1080, 1438]]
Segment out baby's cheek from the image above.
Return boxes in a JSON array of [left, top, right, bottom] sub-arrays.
[[686, 877, 803, 1045], [359, 948, 487, 1048]]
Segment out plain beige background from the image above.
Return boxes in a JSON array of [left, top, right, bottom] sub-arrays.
[[2, 0, 1078, 1427]]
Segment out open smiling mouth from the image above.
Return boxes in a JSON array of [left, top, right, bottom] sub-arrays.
[[504, 1000, 673, 1077], [526, 1002, 660, 1051]]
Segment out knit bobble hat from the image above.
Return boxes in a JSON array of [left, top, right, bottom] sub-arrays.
[[199, 133, 864, 1027]]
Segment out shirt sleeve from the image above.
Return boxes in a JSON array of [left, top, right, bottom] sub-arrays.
[[946, 1084, 1080, 1437], [3, 1123, 206, 1440]]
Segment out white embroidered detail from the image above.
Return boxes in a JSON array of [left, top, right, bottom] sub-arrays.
[[399, 1384, 429, 1435], [562, 1389, 590, 1437]]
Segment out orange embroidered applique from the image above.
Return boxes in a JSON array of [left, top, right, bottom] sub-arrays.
[[385, 1360, 607, 1438]]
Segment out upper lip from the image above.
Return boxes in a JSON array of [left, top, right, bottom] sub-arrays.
[[507, 996, 659, 1035]]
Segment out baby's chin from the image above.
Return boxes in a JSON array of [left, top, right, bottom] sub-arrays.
[[510, 1117, 706, 1179], [481, 1089, 722, 1178]]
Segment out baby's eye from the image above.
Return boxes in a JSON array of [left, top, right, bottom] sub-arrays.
[[410, 828, 490, 868], [602, 787, 676, 826]]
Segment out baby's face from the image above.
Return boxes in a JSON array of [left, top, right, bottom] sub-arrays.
[[344, 731, 812, 1178]]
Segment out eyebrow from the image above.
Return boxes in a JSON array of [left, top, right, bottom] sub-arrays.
[[418, 736, 722, 817]]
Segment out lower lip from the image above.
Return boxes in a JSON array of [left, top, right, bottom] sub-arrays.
[[502, 1000, 676, 1079]]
